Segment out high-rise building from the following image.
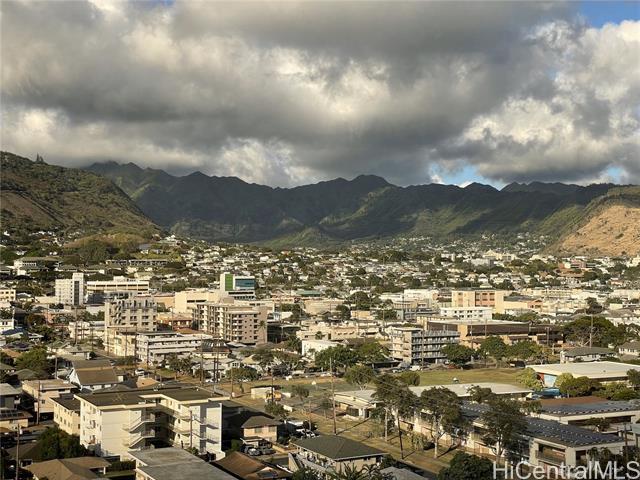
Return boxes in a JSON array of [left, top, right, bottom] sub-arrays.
[[104, 295, 157, 355], [55, 272, 85, 306]]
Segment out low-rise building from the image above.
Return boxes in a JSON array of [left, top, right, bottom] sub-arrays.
[[77, 385, 228, 459], [51, 394, 81, 436], [130, 447, 236, 480], [560, 347, 614, 363], [530, 361, 640, 388], [69, 359, 121, 392], [389, 326, 459, 364], [289, 435, 384, 475], [439, 306, 493, 321], [135, 331, 203, 365], [22, 379, 76, 418]]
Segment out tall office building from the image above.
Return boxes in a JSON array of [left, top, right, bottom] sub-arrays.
[[219, 272, 256, 300]]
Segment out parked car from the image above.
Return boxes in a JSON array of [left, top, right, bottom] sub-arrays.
[[134, 368, 146, 376], [241, 445, 260, 456]]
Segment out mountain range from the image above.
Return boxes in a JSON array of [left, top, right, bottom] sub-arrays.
[[2, 152, 638, 255]]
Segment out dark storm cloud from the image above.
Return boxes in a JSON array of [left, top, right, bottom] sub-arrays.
[[1, 1, 638, 186]]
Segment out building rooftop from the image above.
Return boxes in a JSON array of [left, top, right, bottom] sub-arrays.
[[540, 398, 640, 416], [241, 415, 282, 429], [463, 403, 625, 448], [529, 361, 640, 379], [76, 385, 222, 407], [214, 451, 290, 480], [25, 457, 109, 480], [562, 347, 614, 357], [292, 435, 384, 460], [130, 448, 236, 480]]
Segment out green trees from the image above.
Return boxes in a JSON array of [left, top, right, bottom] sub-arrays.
[[479, 336, 507, 365], [265, 401, 289, 420], [15, 347, 51, 377], [627, 369, 640, 389], [420, 387, 466, 458], [516, 367, 543, 390], [227, 366, 259, 393], [480, 397, 527, 465], [314, 345, 359, 372], [505, 340, 541, 363], [441, 344, 475, 368], [373, 374, 419, 459], [397, 371, 420, 386], [37, 426, 89, 460], [555, 375, 600, 397], [344, 365, 375, 390], [563, 317, 625, 347], [356, 341, 389, 365], [437, 452, 494, 480], [291, 384, 312, 429]]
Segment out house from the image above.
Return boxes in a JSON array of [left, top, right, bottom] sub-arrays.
[[69, 359, 121, 391], [0, 383, 21, 409], [215, 451, 291, 479], [619, 341, 640, 357], [289, 435, 385, 475], [129, 447, 236, 480], [241, 415, 281, 445], [25, 457, 110, 480], [560, 347, 615, 363]]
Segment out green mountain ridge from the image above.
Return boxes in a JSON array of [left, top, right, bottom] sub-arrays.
[[0, 152, 159, 238], [83, 159, 637, 247]]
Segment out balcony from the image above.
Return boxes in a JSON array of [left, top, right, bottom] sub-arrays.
[[122, 429, 155, 448], [536, 450, 566, 466], [123, 414, 156, 432]]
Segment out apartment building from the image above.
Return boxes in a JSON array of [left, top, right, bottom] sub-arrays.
[[193, 299, 267, 345], [77, 385, 228, 460], [389, 326, 460, 364], [68, 319, 105, 341], [55, 272, 85, 306], [450, 288, 507, 309], [51, 394, 81, 435], [497, 295, 544, 315], [104, 296, 157, 354], [135, 331, 203, 365], [296, 321, 379, 341], [439, 306, 493, 321], [0, 286, 16, 304], [87, 277, 150, 302]]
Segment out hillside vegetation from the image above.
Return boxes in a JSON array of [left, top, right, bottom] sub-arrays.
[[1, 152, 159, 238], [86, 161, 631, 249]]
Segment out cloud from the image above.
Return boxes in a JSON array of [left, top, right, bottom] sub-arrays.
[[1, 1, 638, 186]]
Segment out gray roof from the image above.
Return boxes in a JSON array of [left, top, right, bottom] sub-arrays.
[[138, 462, 235, 480], [463, 403, 624, 447], [241, 415, 282, 428], [541, 400, 640, 416], [292, 435, 384, 460], [381, 466, 429, 480], [563, 347, 614, 357]]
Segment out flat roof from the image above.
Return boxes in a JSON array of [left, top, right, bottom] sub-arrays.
[[130, 448, 236, 480], [76, 385, 222, 407], [530, 361, 640, 379], [463, 403, 624, 448], [540, 399, 640, 416]]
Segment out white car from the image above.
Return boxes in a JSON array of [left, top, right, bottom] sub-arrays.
[[134, 369, 146, 376]]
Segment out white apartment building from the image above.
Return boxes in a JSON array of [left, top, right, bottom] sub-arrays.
[[55, 272, 85, 306], [439, 306, 493, 321], [77, 386, 228, 460], [135, 331, 203, 365], [389, 326, 460, 364], [68, 320, 105, 341], [87, 276, 150, 301], [193, 299, 267, 345], [296, 321, 379, 341], [0, 315, 15, 333], [104, 296, 157, 355]]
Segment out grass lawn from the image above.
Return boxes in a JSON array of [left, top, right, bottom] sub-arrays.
[[418, 367, 521, 386]]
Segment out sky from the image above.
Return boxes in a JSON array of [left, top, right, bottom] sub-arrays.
[[1, 1, 639, 188]]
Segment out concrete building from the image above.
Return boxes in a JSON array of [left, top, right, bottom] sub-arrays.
[[301, 339, 339, 357], [105, 296, 157, 354], [193, 299, 267, 346], [130, 448, 236, 480], [87, 277, 150, 302], [451, 288, 507, 309], [55, 272, 85, 306], [219, 273, 256, 300], [389, 326, 459, 364], [439, 306, 493, 321], [51, 394, 81, 435], [67, 319, 105, 342], [296, 320, 379, 341], [77, 385, 228, 460], [173, 289, 220, 314], [22, 379, 76, 418], [135, 331, 203, 365], [0, 287, 17, 304]]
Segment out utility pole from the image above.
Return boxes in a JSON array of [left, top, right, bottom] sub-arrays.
[[14, 425, 20, 480], [36, 380, 41, 425], [330, 357, 337, 435]]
